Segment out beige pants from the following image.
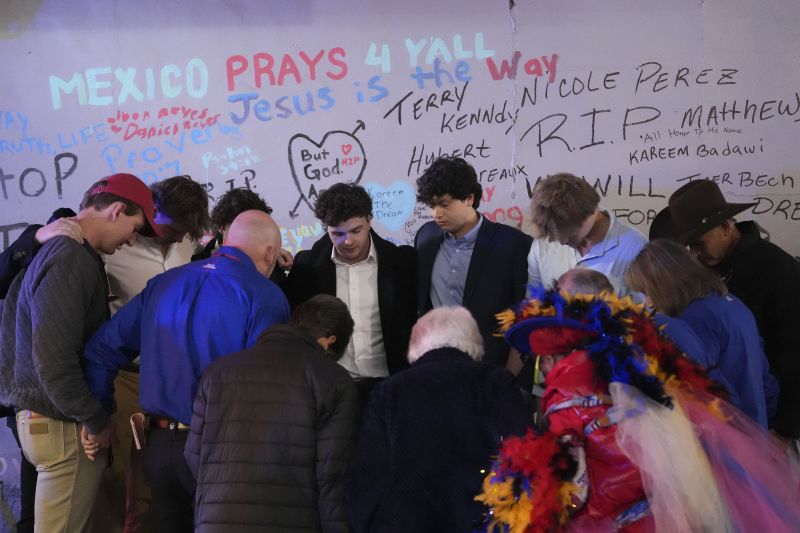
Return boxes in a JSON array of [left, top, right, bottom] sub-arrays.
[[16, 412, 107, 533], [92, 369, 151, 533]]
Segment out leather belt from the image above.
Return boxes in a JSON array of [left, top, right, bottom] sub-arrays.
[[149, 416, 190, 431]]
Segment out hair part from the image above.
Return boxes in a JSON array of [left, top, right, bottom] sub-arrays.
[[529, 173, 600, 241], [407, 306, 484, 363], [416, 156, 483, 209], [211, 188, 272, 232], [80, 178, 142, 216], [150, 175, 210, 240], [625, 239, 727, 315], [313, 182, 373, 227], [291, 294, 355, 359]]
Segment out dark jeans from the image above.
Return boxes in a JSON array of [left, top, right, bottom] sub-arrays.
[[6, 415, 36, 533], [140, 428, 195, 533]]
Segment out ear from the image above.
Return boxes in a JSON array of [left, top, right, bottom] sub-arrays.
[[465, 194, 474, 207], [316, 334, 337, 352], [262, 244, 278, 277], [109, 201, 126, 221], [720, 219, 735, 234]]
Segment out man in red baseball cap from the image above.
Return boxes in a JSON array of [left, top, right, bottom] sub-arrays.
[[80, 172, 164, 245], [0, 173, 161, 533]]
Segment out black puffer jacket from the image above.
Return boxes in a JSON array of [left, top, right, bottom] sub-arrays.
[[185, 324, 358, 533]]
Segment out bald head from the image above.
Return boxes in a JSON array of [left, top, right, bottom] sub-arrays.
[[224, 210, 281, 276], [558, 268, 614, 296]]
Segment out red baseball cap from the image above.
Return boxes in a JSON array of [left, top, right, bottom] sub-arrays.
[[89, 173, 163, 237]]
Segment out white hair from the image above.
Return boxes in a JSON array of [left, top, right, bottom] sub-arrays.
[[407, 306, 485, 363]]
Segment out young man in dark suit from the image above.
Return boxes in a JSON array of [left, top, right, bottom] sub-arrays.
[[415, 157, 532, 367], [284, 183, 417, 405]]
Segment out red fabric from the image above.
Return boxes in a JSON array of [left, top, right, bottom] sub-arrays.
[[543, 351, 655, 532], [528, 326, 597, 355]]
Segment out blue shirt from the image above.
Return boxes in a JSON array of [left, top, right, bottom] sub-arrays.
[[430, 215, 483, 307], [680, 294, 779, 427], [83, 246, 290, 424]]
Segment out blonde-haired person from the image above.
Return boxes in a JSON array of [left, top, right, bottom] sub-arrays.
[[527, 173, 646, 299], [349, 306, 531, 532], [626, 239, 777, 427]]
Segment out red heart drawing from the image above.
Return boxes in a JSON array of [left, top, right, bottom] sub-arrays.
[[341, 144, 352, 155]]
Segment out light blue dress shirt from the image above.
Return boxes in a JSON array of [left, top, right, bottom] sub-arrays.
[[576, 211, 647, 301], [430, 215, 483, 307]]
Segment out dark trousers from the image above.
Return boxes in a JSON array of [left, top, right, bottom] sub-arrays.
[[140, 428, 195, 533], [7, 415, 36, 533], [355, 378, 383, 412]]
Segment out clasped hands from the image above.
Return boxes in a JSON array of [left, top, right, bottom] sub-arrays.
[[80, 422, 117, 461]]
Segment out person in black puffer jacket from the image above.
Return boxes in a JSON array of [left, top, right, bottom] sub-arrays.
[[185, 294, 358, 533]]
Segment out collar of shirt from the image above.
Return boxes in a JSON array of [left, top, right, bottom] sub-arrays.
[[212, 245, 259, 270], [104, 236, 194, 268], [443, 213, 483, 245], [581, 209, 620, 260], [330, 234, 378, 267], [104, 237, 195, 314]]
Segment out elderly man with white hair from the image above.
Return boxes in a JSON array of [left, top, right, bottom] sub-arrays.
[[348, 306, 531, 533]]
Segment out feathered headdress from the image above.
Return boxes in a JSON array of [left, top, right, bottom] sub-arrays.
[[497, 286, 723, 406]]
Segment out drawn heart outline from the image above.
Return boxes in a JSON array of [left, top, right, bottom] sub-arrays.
[[287, 130, 367, 212]]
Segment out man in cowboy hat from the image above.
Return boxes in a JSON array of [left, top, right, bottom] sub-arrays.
[[651, 180, 800, 443]]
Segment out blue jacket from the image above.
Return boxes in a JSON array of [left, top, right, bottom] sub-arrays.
[[680, 294, 779, 427], [83, 246, 290, 425], [654, 313, 740, 403]]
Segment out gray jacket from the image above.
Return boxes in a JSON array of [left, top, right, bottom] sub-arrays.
[[0, 236, 110, 433]]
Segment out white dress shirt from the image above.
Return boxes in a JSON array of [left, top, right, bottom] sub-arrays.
[[332, 236, 388, 379], [104, 237, 195, 314], [527, 238, 581, 289]]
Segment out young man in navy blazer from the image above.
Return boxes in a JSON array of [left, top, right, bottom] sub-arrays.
[[414, 156, 532, 367]]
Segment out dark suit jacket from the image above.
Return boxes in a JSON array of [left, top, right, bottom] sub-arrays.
[[415, 218, 532, 367], [284, 230, 417, 375]]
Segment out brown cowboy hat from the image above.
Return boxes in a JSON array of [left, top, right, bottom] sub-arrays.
[[649, 180, 755, 244]]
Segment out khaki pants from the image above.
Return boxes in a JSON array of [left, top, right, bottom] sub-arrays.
[[16, 412, 106, 533], [93, 369, 151, 533]]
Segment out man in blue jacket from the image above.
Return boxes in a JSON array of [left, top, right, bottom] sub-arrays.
[[83, 210, 290, 533]]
